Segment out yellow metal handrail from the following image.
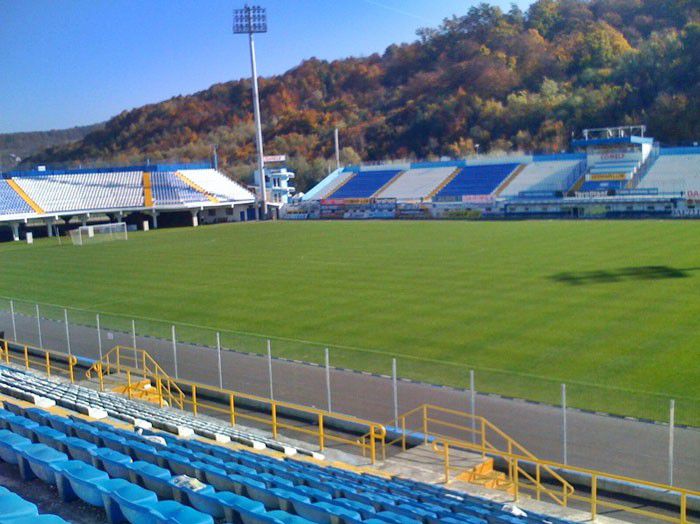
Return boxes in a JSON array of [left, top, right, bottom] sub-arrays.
[[2, 338, 694, 524], [85, 345, 185, 409], [0, 339, 77, 383], [360, 404, 573, 507], [83, 345, 386, 463], [431, 436, 698, 524]]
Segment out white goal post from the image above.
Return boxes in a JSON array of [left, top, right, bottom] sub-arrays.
[[69, 222, 128, 246]]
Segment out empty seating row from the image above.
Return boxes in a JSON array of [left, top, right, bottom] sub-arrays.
[[177, 169, 254, 202], [0, 366, 318, 459], [151, 172, 209, 205], [329, 170, 402, 199], [0, 485, 68, 524], [13, 172, 144, 213], [435, 164, 519, 198], [500, 161, 581, 196], [638, 154, 700, 193], [375, 168, 456, 200], [0, 400, 572, 524], [0, 180, 33, 217]]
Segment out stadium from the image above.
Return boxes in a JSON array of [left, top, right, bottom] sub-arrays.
[[0, 2, 699, 524]]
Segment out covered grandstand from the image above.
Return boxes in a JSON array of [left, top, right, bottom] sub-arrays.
[[0, 164, 257, 241], [291, 128, 700, 220]]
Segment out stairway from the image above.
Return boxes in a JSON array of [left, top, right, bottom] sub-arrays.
[[142, 172, 154, 207], [494, 164, 526, 196], [568, 174, 586, 193], [175, 171, 219, 203], [371, 170, 407, 198], [378, 444, 514, 494], [5, 179, 44, 214], [426, 167, 461, 200], [454, 457, 514, 494]]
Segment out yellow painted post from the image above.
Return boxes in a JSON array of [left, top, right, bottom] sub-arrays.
[[591, 475, 597, 521], [24, 345, 29, 369], [45, 352, 51, 377], [271, 403, 278, 439], [401, 416, 407, 451], [443, 442, 450, 484], [318, 413, 325, 451], [192, 385, 198, 416], [98, 363, 104, 392], [536, 464, 541, 501], [229, 394, 236, 426], [156, 377, 164, 408], [422, 405, 428, 444], [117, 348, 121, 375], [126, 370, 132, 399], [508, 441, 513, 480], [513, 459, 520, 502], [680, 493, 687, 524], [142, 351, 147, 381], [370, 425, 376, 465], [69, 357, 75, 383], [4, 340, 9, 364], [480, 419, 486, 458]]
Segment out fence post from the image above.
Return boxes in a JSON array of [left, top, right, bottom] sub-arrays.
[[561, 383, 568, 465], [131, 320, 137, 368], [470, 369, 476, 444], [36, 304, 43, 349], [10, 300, 17, 341], [669, 399, 675, 486], [64, 309, 72, 356], [267, 339, 274, 400], [392, 358, 398, 426], [216, 332, 223, 389], [96, 314, 103, 362], [171, 325, 178, 379], [325, 348, 332, 412]]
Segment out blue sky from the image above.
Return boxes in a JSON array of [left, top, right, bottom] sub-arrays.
[[0, 0, 534, 133]]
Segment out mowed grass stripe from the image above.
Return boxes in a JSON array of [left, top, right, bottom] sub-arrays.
[[0, 220, 697, 423]]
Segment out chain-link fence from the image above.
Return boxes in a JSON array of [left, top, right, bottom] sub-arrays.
[[0, 296, 697, 488]]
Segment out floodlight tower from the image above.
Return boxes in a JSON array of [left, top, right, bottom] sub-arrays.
[[234, 4, 268, 218]]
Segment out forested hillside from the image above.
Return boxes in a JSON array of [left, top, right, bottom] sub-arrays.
[[1, 124, 102, 172], [24, 0, 700, 191]]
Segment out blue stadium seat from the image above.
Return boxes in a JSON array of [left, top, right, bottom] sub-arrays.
[[435, 164, 519, 198], [330, 170, 401, 199]]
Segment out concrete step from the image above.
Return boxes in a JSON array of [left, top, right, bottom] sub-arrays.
[[377, 444, 487, 485]]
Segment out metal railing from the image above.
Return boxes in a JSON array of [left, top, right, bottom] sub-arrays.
[[362, 403, 697, 524], [86, 345, 185, 409], [86, 346, 386, 464], [0, 339, 77, 383]]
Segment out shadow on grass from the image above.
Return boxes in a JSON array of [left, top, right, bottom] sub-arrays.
[[549, 266, 700, 285]]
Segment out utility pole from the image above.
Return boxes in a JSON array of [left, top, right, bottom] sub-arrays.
[[334, 128, 340, 170], [234, 5, 268, 218]]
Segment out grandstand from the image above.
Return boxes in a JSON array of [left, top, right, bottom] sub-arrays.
[[0, 327, 694, 524], [0, 363, 584, 524], [638, 150, 700, 194], [498, 158, 584, 196], [292, 127, 700, 219], [0, 164, 256, 241], [432, 163, 519, 200], [328, 169, 403, 199], [374, 166, 456, 201]]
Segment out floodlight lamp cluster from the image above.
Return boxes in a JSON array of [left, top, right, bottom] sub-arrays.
[[233, 5, 267, 34]]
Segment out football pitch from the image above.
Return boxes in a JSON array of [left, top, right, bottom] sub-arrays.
[[0, 220, 697, 424]]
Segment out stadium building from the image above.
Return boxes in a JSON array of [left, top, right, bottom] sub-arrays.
[[289, 126, 700, 220], [0, 163, 258, 241]]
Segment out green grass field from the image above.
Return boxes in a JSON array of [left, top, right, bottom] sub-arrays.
[[0, 221, 697, 423]]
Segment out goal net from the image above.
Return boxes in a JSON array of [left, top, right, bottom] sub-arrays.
[[69, 222, 128, 246]]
